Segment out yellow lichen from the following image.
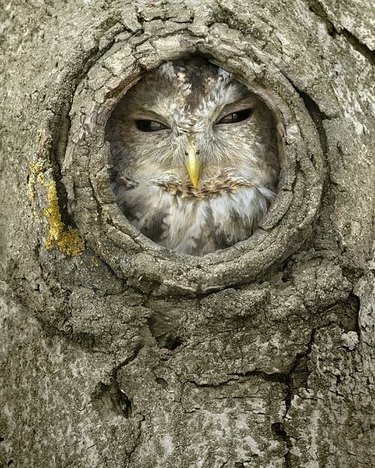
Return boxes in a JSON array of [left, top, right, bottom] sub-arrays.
[[43, 179, 85, 256], [28, 161, 45, 202], [28, 130, 85, 256]]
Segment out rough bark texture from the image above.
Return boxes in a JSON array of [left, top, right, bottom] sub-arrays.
[[0, 0, 374, 467]]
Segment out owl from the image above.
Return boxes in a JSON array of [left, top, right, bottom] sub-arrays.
[[107, 58, 279, 256]]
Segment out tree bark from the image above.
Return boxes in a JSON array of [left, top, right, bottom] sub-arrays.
[[0, 0, 374, 467]]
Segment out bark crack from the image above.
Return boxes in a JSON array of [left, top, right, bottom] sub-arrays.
[[279, 69, 332, 122], [340, 29, 375, 65], [275, 328, 316, 468], [126, 415, 145, 467], [284, 329, 316, 411], [187, 369, 288, 389], [306, 0, 374, 65], [184, 330, 318, 468], [114, 343, 144, 371], [91, 344, 143, 419]]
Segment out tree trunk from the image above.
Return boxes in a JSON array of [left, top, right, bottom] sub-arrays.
[[0, 1, 374, 467]]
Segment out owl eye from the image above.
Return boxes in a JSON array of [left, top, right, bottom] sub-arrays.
[[135, 119, 169, 132], [216, 108, 253, 125]]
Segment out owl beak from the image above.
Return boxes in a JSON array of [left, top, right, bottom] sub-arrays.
[[185, 145, 201, 189]]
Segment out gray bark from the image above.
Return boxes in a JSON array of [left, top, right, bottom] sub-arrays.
[[0, 0, 374, 467]]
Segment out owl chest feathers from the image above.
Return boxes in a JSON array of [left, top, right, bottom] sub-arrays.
[[115, 175, 274, 256]]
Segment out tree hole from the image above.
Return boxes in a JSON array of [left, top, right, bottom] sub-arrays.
[[106, 56, 280, 256]]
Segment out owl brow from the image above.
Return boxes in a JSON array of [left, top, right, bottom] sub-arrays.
[[219, 96, 256, 116], [130, 108, 168, 123]]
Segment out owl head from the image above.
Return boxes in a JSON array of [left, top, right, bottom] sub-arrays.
[[107, 58, 279, 255]]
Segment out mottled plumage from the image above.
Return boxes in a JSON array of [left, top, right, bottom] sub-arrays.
[[107, 58, 279, 255]]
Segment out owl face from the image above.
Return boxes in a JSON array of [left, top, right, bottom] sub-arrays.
[[107, 58, 279, 255], [110, 59, 278, 188]]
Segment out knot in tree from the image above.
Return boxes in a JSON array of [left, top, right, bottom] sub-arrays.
[[0, 1, 374, 467]]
